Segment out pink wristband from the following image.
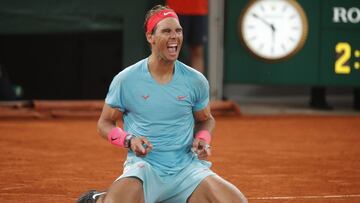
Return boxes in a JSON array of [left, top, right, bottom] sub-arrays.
[[107, 127, 127, 148], [195, 130, 211, 144]]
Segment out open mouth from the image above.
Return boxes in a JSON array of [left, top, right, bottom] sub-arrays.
[[167, 44, 178, 54]]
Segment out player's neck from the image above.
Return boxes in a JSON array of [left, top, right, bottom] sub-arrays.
[[148, 55, 175, 84]]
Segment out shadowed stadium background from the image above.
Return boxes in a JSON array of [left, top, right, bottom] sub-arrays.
[[0, 0, 151, 100], [0, 0, 360, 202], [1, 0, 359, 102]]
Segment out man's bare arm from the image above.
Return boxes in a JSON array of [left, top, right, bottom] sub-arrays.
[[192, 104, 215, 159], [194, 104, 215, 134], [97, 103, 123, 140]]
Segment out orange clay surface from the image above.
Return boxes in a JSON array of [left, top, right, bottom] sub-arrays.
[[1, 115, 360, 202]]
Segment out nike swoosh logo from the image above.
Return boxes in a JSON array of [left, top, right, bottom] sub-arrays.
[[92, 192, 106, 200], [163, 12, 171, 16], [177, 96, 186, 100], [111, 137, 118, 141]]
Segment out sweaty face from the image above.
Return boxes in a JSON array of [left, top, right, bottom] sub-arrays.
[[150, 18, 183, 63]]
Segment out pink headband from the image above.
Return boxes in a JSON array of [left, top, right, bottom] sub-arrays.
[[146, 9, 179, 34]]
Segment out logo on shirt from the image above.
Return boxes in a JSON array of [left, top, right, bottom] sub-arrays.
[[137, 163, 145, 168], [177, 96, 186, 101], [142, 95, 150, 100]]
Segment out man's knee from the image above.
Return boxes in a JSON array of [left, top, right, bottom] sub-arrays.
[[189, 175, 248, 203], [103, 177, 144, 203]]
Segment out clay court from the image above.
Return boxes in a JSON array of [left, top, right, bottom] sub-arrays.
[[1, 101, 360, 202]]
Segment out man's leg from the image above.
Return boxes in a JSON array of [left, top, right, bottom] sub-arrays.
[[97, 177, 144, 203], [189, 45, 205, 73], [309, 86, 333, 110], [188, 175, 248, 203], [353, 87, 360, 111]]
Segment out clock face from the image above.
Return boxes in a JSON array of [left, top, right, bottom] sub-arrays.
[[239, 0, 308, 61]]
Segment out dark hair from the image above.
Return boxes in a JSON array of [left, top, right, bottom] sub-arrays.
[[144, 5, 173, 34]]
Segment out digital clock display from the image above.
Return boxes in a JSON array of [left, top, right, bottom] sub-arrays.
[[335, 42, 360, 74], [320, 30, 360, 85]]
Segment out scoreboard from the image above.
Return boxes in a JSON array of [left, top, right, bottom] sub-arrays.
[[321, 1, 360, 85], [224, 0, 360, 86]]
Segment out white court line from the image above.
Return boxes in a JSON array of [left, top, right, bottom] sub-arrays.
[[248, 194, 360, 200]]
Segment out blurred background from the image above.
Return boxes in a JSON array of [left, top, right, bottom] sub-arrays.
[[0, 0, 359, 113]]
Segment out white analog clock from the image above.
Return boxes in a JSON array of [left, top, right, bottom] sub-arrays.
[[238, 0, 308, 62]]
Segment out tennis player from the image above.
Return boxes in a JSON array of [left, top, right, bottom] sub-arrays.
[[77, 5, 247, 203]]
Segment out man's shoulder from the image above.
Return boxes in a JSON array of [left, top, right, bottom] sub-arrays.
[[116, 59, 146, 77], [176, 60, 208, 83], [110, 59, 146, 87], [124, 59, 146, 73]]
